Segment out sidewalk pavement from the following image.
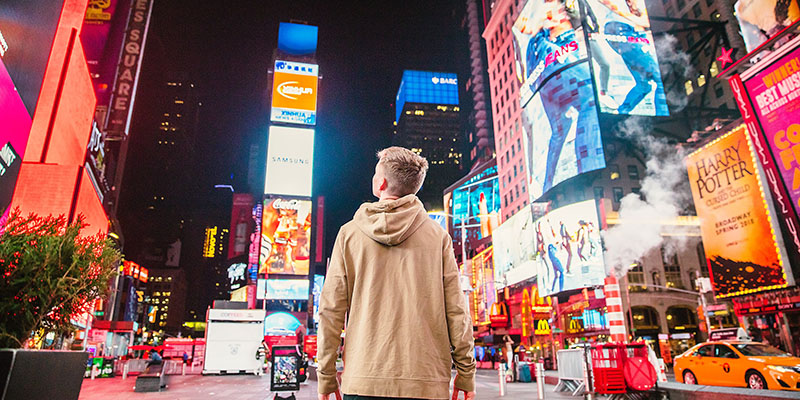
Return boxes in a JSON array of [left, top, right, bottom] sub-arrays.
[[78, 369, 578, 400]]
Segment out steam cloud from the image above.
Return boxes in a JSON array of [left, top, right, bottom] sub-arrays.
[[654, 34, 694, 112], [603, 117, 693, 278]]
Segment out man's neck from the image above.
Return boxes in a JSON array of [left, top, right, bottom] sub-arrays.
[[379, 193, 400, 202]]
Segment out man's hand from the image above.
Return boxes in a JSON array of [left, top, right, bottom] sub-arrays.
[[318, 391, 342, 400], [451, 388, 476, 400]]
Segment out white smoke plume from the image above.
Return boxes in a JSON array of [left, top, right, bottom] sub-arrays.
[[603, 117, 693, 277], [654, 34, 694, 112]]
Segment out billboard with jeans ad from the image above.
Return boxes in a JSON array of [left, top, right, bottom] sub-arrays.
[[583, 0, 669, 116], [513, 0, 605, 201], [686, 125, 791, 298], [734, 0, 799, 53], [534, 200, 604, 296], [493, 206, 536, 289], [259, 198, 312, 276]]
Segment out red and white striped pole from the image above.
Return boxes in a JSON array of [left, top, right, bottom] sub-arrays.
[[604, 276, 627, 343]]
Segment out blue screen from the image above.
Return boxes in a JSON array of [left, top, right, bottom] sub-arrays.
[[450, 165, 501, 244], [265, 279, 310, 300], [278, 22, 318, 56], [395, 70, 459, 122], [264, 312, 302, 336]]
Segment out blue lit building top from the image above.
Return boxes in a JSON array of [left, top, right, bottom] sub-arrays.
[[395, 70, 459, 122]]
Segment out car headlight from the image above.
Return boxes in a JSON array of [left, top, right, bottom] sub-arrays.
[[767, 365, 800, 374]]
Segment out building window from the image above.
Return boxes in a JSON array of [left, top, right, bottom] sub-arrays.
[[685, 80, 694, 95], [662, 246, 683, 289], [692, 3, 701, 17], [711, 10, 721, 20], [609, 164, 620, 180], [688, 270, 698, 291], [715, 83, 724, 98], [593, 187, 604, 199], [631, 187, 641, 195], [676, 0, 685, 9], [705, 0, 713, 7], [632, 306, 659, 330], [514, 165, 518, 177], [627, 263, 646, 292], [710, 61, 719, 77], [697, 74, 706, 87], [696, 242, 707, 267], [627, 165, 639, 180], [651, 271, 661, 291], [613, 187, 624, 203]]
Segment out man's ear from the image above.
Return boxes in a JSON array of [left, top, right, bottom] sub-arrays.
[[379, 177, 389, 192]]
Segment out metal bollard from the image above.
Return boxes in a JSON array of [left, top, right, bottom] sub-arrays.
[[91, 365, 98, 380], [498, 364, 506, 396], [122, 362, 128, 380], [182, 362, 186, 376], [536, 359, 544, 400]]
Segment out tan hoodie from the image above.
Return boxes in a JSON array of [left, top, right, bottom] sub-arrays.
[[317, 194, 476, 399]]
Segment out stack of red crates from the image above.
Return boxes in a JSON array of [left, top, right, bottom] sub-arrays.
[[591, 343, 626, 394]]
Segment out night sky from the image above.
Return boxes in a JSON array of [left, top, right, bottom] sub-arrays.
[[139, 0, 468, 256]]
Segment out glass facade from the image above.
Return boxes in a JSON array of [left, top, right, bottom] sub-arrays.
[[395, 70, 459, 122]]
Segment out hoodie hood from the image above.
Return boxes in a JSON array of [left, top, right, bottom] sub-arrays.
[[353, 194, 429, 246]]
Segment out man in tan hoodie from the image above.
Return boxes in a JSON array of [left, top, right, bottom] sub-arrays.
[[317, 147, 476, 400]]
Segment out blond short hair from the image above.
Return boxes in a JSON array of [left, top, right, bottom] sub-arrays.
[[377, 147, 429, 196]]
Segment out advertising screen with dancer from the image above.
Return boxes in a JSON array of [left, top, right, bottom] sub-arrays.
[[584, 0, 669, 116], [534, 200, 605, 296]]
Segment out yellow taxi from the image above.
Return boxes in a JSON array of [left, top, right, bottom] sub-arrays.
[[674, 341, 800, 391]]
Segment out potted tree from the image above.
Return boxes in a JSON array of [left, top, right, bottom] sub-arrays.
[[0, 210, 121, 400]]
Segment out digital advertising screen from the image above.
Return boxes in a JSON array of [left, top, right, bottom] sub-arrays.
[[264, 312, 303, 336], [271, 60, 318, 125], [227, 263, 247, 291], [493, 206, 537, 288], [81, 0, 131, 108], [312, 275, 324, 324], [449, 164, 501, 247], [264, 126, 314, 198], [277, 22, 318, 56], [584, 0, 668, 116], [513, 0, 605, 200], [735, 0, 799, 53], [229, 193, 254, 259], [395, 70, 459, 122], [470, 247, 496, 326], [259, 198, 312, 276], [534, 200, 605, 296], [686, 125, 790, 298], [265, 279, 310, 300]]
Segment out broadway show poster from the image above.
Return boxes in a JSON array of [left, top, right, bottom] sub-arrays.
[[744, 44, 800, 216], [686, 125, 789, 298], [259, 198, 312, 276], [533, 200, 605, 297]]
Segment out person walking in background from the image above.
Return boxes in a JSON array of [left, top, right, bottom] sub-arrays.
[[317, 147, 476, 400]]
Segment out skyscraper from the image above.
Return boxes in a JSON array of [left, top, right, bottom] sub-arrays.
[[393, 70, 463, 210], [463, 0, 495, 169]]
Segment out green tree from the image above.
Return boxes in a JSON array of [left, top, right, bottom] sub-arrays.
[[0, 210, 121, 348]]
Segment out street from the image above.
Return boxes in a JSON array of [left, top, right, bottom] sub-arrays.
[[78, 369, 576, 400]]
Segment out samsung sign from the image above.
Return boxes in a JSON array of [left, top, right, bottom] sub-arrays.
[[265, 126, 314, 197]]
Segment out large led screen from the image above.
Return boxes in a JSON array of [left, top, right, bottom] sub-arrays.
[[686, 126, 790, 298], [264, 312, 302, 336], [584, 0, 668, 116], [395, 70, 459, 122], [259, 198, 312, 276], [312, 275, 324, 324], [449, 165, 501, 247], [470, 247, 496, 326], [264, 126, 314, 198], [534, 200, 605, 296], [265, 279, 310, 300], [735, 0, 799, 53], [0, 59, 31, 214], [493, 206, 536, 288], [278, 22, 318, 56], [271, 60, 318, 125], [513, 0, 605, 201]]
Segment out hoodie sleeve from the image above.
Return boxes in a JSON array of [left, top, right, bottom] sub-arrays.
[[442, 236, 476, 392], [317, 231, 349, 395]]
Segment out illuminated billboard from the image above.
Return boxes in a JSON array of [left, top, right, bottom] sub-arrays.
[[493, 206, 536, 288], [227, 263, 247, 291], [265, 279, 310, 300], [229, 193, 254, 259], [470, 247, 496, 326], [534, 200, 605, 296], [259, 198, 312, 276], [264, 312, 303, 336], [395, 70, 459, 122], [686, 125, 791, 298], [264, 126, 314, 198], [271, 60, 318, 125], [312, 275, 324, 324], [513, 0, 605, 201], [735, 1, 799, 53], [277, 22, 318, 56], [446, 162, 501, 251], [584, 0, 668, 116]]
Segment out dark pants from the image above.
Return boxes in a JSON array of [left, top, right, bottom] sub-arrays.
[[344, 396, 430, 400]]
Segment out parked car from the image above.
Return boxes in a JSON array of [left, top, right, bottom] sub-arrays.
[[674, 341, 800, 391]]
